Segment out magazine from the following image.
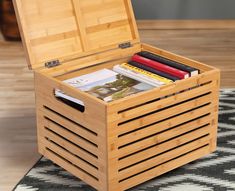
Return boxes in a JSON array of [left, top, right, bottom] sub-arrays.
[[55, 69, 154, 103]]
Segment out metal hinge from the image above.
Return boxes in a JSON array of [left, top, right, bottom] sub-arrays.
[[119, 42, 132, 49], [45, 60, 61, 68]]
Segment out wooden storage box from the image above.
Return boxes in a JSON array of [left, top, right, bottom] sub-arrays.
[[14, 0, 220, 190]]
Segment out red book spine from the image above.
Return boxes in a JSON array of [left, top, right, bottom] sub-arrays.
[[132, 55, 189, 79]]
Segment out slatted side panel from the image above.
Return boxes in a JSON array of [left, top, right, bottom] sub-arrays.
[[107, 71, 220, 191], [34, 72, 108, 191], [41, 105, 99, 176], [37, 103, 105, 190], [80, 0, 138, 50]]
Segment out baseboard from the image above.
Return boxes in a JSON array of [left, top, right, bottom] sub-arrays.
[[137, 20, 235, 30]]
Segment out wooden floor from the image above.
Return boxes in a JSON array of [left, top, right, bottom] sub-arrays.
[[0, 28, 235, 191]]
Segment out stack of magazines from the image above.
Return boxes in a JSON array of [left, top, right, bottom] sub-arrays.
[[55, 51, 199, 104]]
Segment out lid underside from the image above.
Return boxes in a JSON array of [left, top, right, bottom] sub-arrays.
[[14, 0, 140, 70]]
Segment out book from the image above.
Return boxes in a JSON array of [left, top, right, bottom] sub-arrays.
[[61, 68, 118, 88], [128, 61, 180, 81], [137, 51, 199, 76], [113, 64, 164, 87], [55, 90, 85, 106], [121, 63, 173, 84], [132, 54, 189, 79], [55, 69, 154, 103]]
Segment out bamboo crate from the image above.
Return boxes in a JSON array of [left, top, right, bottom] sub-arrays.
[[13, 0, 220, 190]]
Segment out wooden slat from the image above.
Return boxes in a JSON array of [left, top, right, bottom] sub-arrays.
[[118, 135, 211, 179], [41, 127, 99, 166], [112, 97, 213, 138], [117, 92, 213, 133], [118, 111, 212, 148], [119, 145, 211, 191], [43, 118, 98, 156], [118, 123, 212, 169], [117, 110, 213, 147], [117, 120, 211, 160], [44, 148, 101, 190], [43, 106, 99, 144], [117, 81, 216, 121], [42, 138, 99, 178]]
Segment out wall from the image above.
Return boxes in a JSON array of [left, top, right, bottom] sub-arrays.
[[132, 0, 235, 19]]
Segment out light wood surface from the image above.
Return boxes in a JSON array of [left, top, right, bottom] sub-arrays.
[[137, 20, 235, 30], [13, 0, 139, 70], [0, 24, 234, 191], [0, 117, 40, 191]]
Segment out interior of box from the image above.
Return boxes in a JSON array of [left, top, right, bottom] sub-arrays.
[[55, 45, 213, 81], [50, 45, 215, 108], [56, 55, 132, 81]]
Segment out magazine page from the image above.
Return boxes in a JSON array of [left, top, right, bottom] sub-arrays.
[[55, 69, 154, 103]]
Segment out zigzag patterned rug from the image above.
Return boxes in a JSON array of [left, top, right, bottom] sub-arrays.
[[14, 89, 235, 191]]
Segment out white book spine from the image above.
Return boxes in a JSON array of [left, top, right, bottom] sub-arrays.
[[119, 65, 165, 85], [63, 69, 118, 88], [55, 90, 84, 106], [113, 65, 163, 87]]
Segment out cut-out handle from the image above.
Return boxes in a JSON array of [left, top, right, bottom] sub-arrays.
[[54, 89, 85, 113]]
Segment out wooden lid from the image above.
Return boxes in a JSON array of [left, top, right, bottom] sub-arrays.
[[13, 0, 140, 70]]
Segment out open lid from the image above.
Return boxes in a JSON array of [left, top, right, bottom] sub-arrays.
[[13, 0, 140, 70]]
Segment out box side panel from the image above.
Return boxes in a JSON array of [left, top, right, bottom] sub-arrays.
[[107, 69, 220, 190], [34, 72, 108, 191]]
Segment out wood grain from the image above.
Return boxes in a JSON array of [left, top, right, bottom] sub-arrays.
[[0, 23, 234, 191], [137, 20, 235, 30], [13, 0, 139, 70], [0, 117, 40, 191]]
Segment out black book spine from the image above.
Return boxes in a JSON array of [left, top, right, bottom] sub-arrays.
[[137, 51, 199, 76], [128, 61, 180, 81]]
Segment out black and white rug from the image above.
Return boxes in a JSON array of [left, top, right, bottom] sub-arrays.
[[14, 89, 235, 191]]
